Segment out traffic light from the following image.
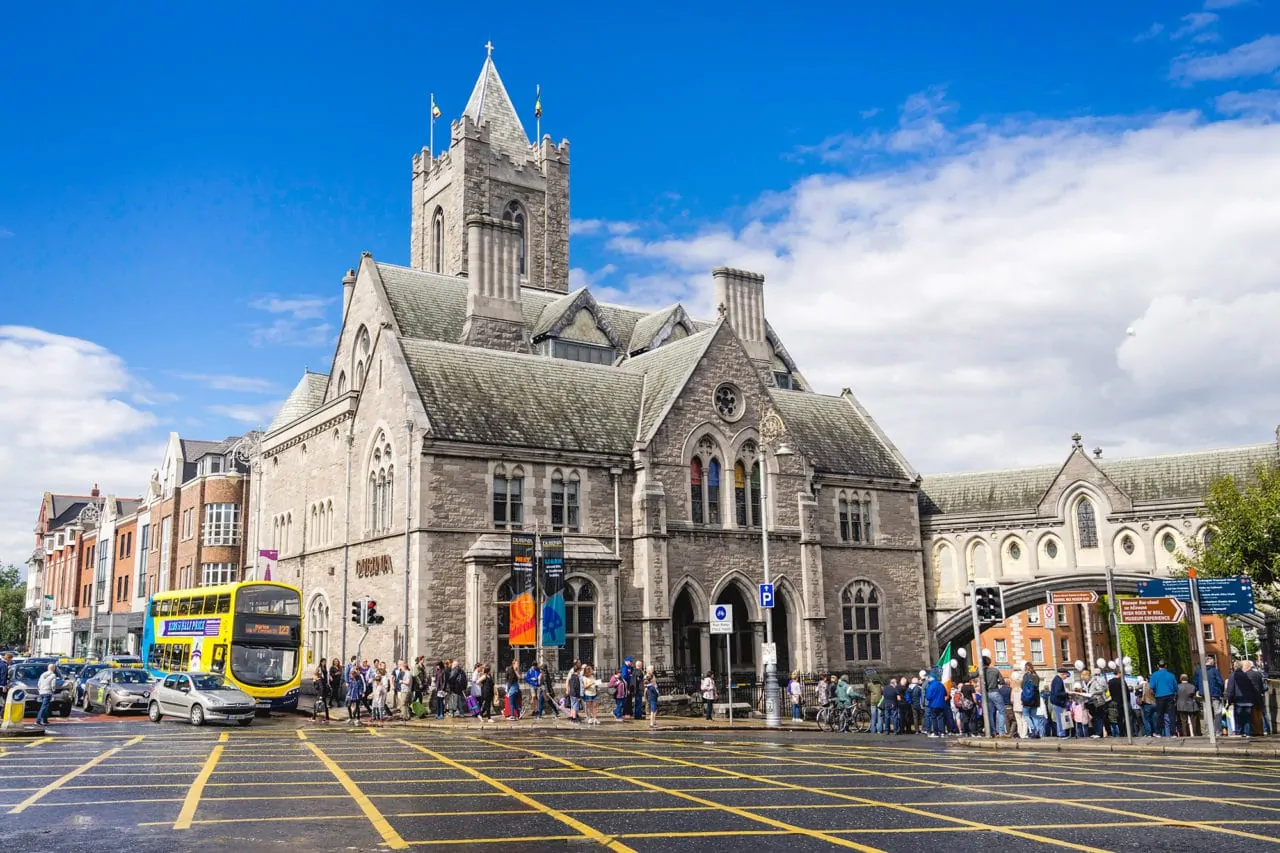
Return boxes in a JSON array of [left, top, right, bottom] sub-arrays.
[[350, 597, 365, 626], [365, 599, 385, 625], [974, 585, 1005, 624]]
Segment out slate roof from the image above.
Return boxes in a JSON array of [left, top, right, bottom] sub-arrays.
[[768, 389, 913, 479], [628, 304, 690, 354], [269, 372, 329, 432], [919, 441, 1280, 516], [401, 338, 642, 454], [462, 56, 531, 159], [531, 289, 586, 339], [179, 439, 220, 461], [626, 328, 718, 442], [49, 496, 92, 529]]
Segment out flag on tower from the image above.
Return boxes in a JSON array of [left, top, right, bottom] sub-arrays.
[[534, 85, 542, 119], [431, 96, 441, 119]]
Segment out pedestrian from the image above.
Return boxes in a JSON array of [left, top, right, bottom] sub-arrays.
[[1000, 678, 1016, 737], [371, 675, 388, 725], [35, 663, 57, 727], [645, 667, 660, 729], [312, 663, 331, 723], [607, 668, 627, 720], [1049, 666, 1070, 737], [1176, 674, 1200, 736], [412, 656, 427, 708], [478, 664, 494, 722], [0, 652, 12, 690], [329, 657, 343, 707], [815, 675, 830, 713], [346, 663, 366, 725], [1228, 660, 1264, 737], [1105, 667, 1126, 737], [581, 665, 599, 724], [700, 670, 717, 720], [1245, 659, 1268, 736], [1020, 663, 1043, 738], [430, 660, 446, 718], [630, 658, 645, 720], [506, 660, 523, 720], [925, 673, 948, 737], [788, 672, 803, 722], [868, 677, 884, 733], [881, 677, 900, 734], [567, 660, 583, 723], [1148, 660, 1178, 737], [983, 658, 1006, 736], [1193, 656, 1225, 728], [526, 661, 545, 718], [449, 659, 466, 716], [619, 657, 635, 719], [954, 682, 976, 736]]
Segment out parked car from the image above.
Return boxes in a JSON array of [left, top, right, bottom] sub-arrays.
[[148, 672, 255, 726], [6, 662, 73, 717], [83, 668, 155, 714], [74, 664, 111, 706]]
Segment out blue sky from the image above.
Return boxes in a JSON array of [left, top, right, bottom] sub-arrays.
[[3, 1, 1280, 563]]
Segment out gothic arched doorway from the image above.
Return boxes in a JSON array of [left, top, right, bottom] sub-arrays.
[[671, 587, 702, 673], [713, 583, 754, 676], [773, 591, 793, 675]]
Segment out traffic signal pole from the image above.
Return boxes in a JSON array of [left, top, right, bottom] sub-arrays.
[[969, 581, 992, 738]]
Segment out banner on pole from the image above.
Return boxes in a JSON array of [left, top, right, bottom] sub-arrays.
[[541, 535, 566, 647], [258, 549, 278, 582], [509, 533, 537, 646]]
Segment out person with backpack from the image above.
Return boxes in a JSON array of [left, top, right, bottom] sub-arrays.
[[609, 669, 629, 720], [1020, 663, 1043, 738], [954, 682, 977, 736]]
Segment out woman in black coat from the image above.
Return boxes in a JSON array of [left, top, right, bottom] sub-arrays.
[[1229, 662, 1265, 736]]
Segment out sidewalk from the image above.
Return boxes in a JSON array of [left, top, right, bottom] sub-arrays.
[[299, 709, 820, 733], [945, 733, 1280, 758]]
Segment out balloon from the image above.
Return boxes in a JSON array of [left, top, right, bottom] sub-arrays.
[[1075, 660, 1085, 671], [1095, 658, 1106, 669], [957, 648, 967, 658], [949, 660, 960, 670], [1122, 656, 1132, 665], [981, 649, 992, 659], [919, 670, 927, 679]]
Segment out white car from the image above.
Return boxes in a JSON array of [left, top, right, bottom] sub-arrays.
[[148, 672, 256, 726]]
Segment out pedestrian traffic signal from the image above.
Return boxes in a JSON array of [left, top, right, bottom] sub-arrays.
[[365, 599, 385, 625], [975, 585, 1005, 624], [350, 597, 365, 626]]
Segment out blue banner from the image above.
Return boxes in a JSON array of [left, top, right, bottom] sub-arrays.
[[1137, 576, 1255, 615], [541, 535, 566, 647]]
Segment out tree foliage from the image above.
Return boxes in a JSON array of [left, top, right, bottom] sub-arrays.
[[0, 564, 26, 649], [1178, 463, 1280, 600]]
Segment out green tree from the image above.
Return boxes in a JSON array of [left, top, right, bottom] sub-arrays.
[[1177, 463, 1280, 603], [0, 564, 26, 648]]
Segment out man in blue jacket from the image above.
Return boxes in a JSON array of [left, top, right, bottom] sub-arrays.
[[1049, 666, 1071, 738], [1148, 660, 1178, 737], [1193, 656, 1225, 733], [924, 674, 948, 737]]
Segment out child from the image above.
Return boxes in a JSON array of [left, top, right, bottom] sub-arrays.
[[372, 674, 389, 725]]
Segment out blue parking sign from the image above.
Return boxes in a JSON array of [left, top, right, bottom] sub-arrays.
[[759, 583, 775, 609]]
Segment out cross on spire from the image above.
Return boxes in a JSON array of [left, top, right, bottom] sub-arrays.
[[485, 40, 494, 57]]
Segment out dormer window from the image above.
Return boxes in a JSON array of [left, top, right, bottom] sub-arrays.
[[546, 340, 615, 365]]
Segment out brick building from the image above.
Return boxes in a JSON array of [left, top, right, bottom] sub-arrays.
[[255, 51, 931, 677]]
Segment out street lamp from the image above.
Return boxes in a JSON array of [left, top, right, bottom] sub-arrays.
[[758, 408, 794, 728]]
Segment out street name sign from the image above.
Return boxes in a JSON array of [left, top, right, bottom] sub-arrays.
[[1119, 596, 1187, 625], [1137, 577, 1255, 615], [1051, 590, 1099, 605], [710, 604, 733, 635]]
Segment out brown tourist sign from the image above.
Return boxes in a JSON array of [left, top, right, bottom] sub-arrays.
[[1118, 596, 1187, 625], [1050, 590, 1099, 605]]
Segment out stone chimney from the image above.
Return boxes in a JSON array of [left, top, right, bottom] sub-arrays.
[[341, 268, 356, 317], [460, 214, 528, 352], [712, 266, 770, 363], [90, 483, 100, 498]]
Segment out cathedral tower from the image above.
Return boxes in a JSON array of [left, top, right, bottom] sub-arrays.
[[410, 48, 570, 293]]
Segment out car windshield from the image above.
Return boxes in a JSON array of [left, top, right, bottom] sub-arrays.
[[112, 670, 152, 684], [13, 664, 64, 681], [190, 674, 234, 691], [61, 663, 85, 676], [235, 585, 301, 616], [81, 666, 105, 679]]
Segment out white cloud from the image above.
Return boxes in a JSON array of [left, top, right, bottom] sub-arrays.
[[798, 86, 959, 163], [208, 401, 285, 426], [606, 108, 1280, 473], [1215, 88, 1280, 117], [248, 294, 335, 347], [0, 327, 160, 565], [1134, 22, 1165, 43], [1173, 12, 1220, 41], [1203, 0, 1251, 8], [173, 372, 277, 393], [1171, 34, 1280, 82]]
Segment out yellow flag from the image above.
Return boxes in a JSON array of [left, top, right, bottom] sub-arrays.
[[432, 100, 441, 119], [535, 85, 542, 119]]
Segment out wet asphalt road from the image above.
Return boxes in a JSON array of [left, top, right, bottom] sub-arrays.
[[3, 711, 1280, 852]]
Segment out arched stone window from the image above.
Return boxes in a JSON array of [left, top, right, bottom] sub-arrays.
[[556, 577, 597, 671], [492, 464, 524, 530], [707, 459, 721, 525], [337, 371, 347, 395], [496, 577, 539, 670], [689, 436, 723, 526], [503, 200, 526, 277], [308, 595, 329, 664], [550, 469, 581, 533], [1076, 497, 1098, 550], [733, 442, 761, 528], [432, 207, 444, 274], [367, 434, 393, 535], [842, 581, 883, 662], [310, 505, 318, 546], [838, 492, 873, 542], [689, 458, 704, 525], [353, 326, 371, 389]]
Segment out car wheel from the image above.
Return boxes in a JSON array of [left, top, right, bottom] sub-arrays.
[[81, 693, 92, 711], [105, 697, 115, 715], [189, 704, 205, 727], [149, 701, 162, 723], [237, 717, 253, 727], [58, 705, 71, 718]]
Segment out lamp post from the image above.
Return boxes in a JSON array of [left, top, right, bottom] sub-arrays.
[[230, 430, 263, 581], [758, 409, 794, 728]]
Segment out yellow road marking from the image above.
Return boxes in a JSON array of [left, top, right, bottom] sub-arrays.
[[485, 737, 884, 853], [398, 738, 635, 852], [24, 737, 53, 748], [296, 729, 308, 740], [8, 735, 142, 814], [305, 740, 407, 850], [174, 744, 224, 830], [406, 836, 582, 846], [574, 738, 1105, 853], [142, 814, 365, 827], [218, 732, 229, 743], [712, 742, 1280, 848]]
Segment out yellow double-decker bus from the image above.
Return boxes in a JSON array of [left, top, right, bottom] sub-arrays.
[[141, 581, 303, 711]]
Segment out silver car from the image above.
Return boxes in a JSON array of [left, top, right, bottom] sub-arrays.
[[147, 672, 256, 727], [83, 668, 155, 714]]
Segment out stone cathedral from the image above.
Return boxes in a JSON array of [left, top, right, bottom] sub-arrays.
[[255, 51, 930, 678]]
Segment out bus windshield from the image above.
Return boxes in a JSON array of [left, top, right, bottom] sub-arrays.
[[235, 585, 301, 616], [230, 644, 299, 687]]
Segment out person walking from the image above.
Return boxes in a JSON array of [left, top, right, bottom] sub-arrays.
[[608, 668, 628, 720], [788, 672, 804, 722], [312, 663, 331, 723], [35, 663, 57, 727], [582, 665, 599, 724], [346, 663, 366, 726], [630, 658, 645, 720], [1020, 663, 1043, 738], [566, 661, 583, 723], [644, 668, 660, 729], [700, 670, 717, 720], [526, 661, 545, 718], [478, 665, 495, 722], [925, 673, 948, 737], [1228, 660, 1264, 737], [505, 660, 523, 721], [1149, 661, 1178, 737], [1176, 674, 1200, 737]]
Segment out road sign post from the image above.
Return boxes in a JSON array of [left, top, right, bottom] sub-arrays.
[[759, 584, 774, 610], [711, 605, 733, 724], [1190, 572, 1218, 745], [1103, 565, 1133, 743]]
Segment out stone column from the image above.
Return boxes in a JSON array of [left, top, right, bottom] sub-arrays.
[[798, 493, 828, 674]]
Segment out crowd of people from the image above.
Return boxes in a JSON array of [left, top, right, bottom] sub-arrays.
[[312, 654, 661, 727]]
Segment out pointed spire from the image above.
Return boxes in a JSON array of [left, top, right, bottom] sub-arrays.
[[462, 44, 532, 158]]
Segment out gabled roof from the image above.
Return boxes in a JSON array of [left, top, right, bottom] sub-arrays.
[[627, 304, 695, 355], [179, 439, 220, 461], [768, 389, 913, 480], [625, 327, 718, 442], [269, 372, 329, 432], [401, 337, 641, 454], [530, 288, 621, 347], [49, 497, 92, 529], [919, 440, 1280, 517], [463, 56, 531, 159]]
